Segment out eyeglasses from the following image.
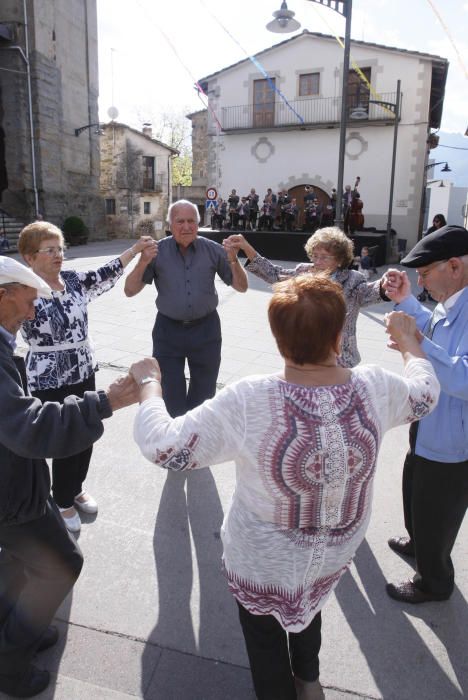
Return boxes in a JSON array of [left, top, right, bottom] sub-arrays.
[[311, 254, 335, 262], [35, 246, 65, 256], [417, 260, 447, 281]]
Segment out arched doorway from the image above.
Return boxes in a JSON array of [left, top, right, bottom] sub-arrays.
[[288, 184, 330, 229]]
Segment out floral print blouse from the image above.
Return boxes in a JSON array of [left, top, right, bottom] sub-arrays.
[[246, 254, 387, 367], [21, 258, 123, 391]]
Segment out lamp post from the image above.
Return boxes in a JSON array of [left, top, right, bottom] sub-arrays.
[[420, 162, 451, 234], [267, 0, 353, 226]]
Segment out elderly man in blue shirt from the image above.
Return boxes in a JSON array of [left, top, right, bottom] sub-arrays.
[[383, 225, 468, 603], [124, 199, 248, 417]]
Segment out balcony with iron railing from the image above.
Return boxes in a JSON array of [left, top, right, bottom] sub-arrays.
[[142, 172, 167, 193], [221, 91, 401, 132]]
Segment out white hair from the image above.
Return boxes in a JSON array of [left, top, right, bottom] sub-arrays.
[[167, 200, 200, 225]]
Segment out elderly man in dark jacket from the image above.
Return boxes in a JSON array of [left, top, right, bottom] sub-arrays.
[[0, 256, 136, 697]]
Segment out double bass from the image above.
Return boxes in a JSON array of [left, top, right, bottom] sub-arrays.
[[348, 177, 364, 234]]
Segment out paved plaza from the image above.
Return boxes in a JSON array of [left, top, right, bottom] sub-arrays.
[[2, 239, 467, 699]]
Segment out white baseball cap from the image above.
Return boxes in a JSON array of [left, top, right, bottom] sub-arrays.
[[0, 256, 52, 298]]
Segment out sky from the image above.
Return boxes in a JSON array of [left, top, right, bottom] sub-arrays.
[[96, 0, 468, 184]]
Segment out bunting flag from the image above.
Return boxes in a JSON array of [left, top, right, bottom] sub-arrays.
[[199, 0, 305, 125], [308, 2, 396, 118], [426, 0, 467, 80], [135, 0, 224, 131]]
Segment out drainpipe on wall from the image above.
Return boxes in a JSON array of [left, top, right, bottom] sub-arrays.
[[23, 0, 40, 217]]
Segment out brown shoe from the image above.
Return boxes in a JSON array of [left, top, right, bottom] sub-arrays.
[[386, 580, 449, 604], [388, 535, 414, 557]]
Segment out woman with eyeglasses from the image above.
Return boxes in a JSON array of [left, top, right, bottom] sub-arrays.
[[224, 227, 392, 368], [18, 221, 156, 532], [418, 214, 447, 301]]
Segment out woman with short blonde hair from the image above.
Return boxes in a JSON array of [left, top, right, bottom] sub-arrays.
[[19, 220, 156, 533], [224, 226, 390, 368]]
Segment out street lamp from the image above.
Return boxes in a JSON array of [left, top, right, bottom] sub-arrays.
[[424, 161, 451, 172], [74, 123, 104, 137], [267, 0, 353, 226]]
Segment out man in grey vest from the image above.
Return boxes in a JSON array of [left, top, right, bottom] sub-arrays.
[[124, 199, 248, 418]]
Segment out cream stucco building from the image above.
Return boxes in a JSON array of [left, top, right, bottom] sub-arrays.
[[195, 30, 448, 249]]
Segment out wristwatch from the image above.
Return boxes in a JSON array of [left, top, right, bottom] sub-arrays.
[[139, 377, 160, 386]]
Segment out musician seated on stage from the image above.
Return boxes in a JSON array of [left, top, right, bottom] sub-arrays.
[[258, 201, 275, 231], [304, 201, 322, 233], [284, 198, 299, 232]]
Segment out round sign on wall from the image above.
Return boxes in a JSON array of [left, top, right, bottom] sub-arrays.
[[206, 187, 218, 200]]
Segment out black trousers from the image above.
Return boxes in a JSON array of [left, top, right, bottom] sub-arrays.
[[0, 498, 83, 674], [33, 375, 96, 508], [403, 426, 468, 597], [153, 311, 222, 418], [237, 602, 322, 700]]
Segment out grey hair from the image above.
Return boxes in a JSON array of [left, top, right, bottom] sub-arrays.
[[167, 200, 200, 225]]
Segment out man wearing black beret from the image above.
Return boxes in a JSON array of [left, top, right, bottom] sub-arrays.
[[383, 225, 468, 603]]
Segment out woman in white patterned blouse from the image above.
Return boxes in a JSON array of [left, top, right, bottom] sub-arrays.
[[19, 221, 156, 533], [130, 275, 439, 700]]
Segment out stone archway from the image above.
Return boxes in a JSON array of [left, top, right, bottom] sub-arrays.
[[287, 184, 330, 228]]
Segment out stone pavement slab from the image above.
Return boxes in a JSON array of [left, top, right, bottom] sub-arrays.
[[3, 240, 466, 700]]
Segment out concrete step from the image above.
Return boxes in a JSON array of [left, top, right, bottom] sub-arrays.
[[0, 212, 25, 251]]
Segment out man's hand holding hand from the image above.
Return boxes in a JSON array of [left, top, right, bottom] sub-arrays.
[[381, 269, 411, 303]]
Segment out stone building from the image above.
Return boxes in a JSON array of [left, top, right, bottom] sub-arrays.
[[0, 0, 102, 236], [100, 122, 177, 240]]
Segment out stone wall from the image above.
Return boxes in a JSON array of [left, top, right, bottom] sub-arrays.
[[188, 110, 208, 188], [0, 0, 103, 235]]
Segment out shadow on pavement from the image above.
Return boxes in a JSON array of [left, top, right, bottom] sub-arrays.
[[141, 468, 251, 697], [334, 538, 466, 700]]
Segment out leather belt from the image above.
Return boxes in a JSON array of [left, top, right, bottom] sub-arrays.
[[161, 312, 214, 327]]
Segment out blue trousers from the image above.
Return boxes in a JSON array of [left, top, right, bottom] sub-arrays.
[[152, 311, 222, 418]]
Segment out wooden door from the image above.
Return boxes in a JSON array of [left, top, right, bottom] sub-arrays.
[[288, 184, 331, 229], [347, 68, 371, 113], [253, 79, 275, 128]]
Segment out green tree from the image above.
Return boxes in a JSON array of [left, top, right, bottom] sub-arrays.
[[136, 107, 192, 186]]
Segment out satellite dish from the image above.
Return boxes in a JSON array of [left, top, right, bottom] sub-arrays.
[[107, 106, 119, 121]]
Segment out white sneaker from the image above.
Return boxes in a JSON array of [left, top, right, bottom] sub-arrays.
[[59, 506, 81, 532], [74, 491, 98, 514]]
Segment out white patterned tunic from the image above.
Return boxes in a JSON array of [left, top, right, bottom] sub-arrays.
[[134, 360, 439, 631], [21, 259, 124, 390]]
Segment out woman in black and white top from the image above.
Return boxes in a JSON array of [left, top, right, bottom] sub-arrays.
[[19, 221, 156, 532]]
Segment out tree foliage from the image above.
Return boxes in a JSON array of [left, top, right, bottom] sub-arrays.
[[135, 107, 193, 186]]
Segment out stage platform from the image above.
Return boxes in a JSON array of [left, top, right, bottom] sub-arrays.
[[198, 228, 387, 266]]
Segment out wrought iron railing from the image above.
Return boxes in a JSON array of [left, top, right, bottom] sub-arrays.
[[142, 172, 166, 192], [221, 92, 400, 131]]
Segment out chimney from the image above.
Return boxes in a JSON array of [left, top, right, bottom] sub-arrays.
[[142, 122, 152, 138]]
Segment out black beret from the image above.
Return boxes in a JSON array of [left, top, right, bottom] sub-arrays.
[[401, 225, 468, 268]]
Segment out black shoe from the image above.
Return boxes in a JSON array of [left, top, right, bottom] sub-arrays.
[[0, 665, 50, 698], [417, 292, 427, 302], [386, 580, 449, 604], [388, 535, 415, 557], [37, 625, 59, 652]]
